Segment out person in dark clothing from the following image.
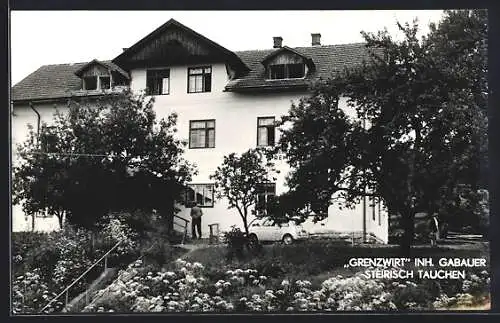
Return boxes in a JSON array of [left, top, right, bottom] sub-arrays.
[[190, 202, 203, 239], [429, 213, 440, 247]]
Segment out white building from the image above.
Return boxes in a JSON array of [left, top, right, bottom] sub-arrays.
[[11, 19, 388, 242]]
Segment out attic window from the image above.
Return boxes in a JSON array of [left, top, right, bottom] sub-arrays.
[[83, 76, 97, 90], [100, 76, 111, 89], [269, 63, 305, 80], [83, 75, 111, 90]]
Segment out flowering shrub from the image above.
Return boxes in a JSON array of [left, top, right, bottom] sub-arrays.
[[223, 226, 250, 260], [12, 269, 59, 314], [12, 218, 139, 314], [83, 258, 490, 313], [98, 214, 138, 256], [432, 270, 490, 309]]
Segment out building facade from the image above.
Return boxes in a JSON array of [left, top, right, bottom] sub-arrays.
[[11, 19, 388, 242]]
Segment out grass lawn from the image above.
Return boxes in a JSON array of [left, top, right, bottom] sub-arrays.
[[181, 240, 489, 292]]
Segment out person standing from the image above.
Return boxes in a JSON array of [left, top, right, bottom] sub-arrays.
[[190, 202, 203, 239], [429, 213, 440, 247]]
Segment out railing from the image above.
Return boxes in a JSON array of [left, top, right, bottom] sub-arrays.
[[83, 240, 161, 312], [39, 240, 122, 313], [173, 214, 189, 244]]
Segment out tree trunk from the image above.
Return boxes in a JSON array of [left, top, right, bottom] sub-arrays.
[[242, 209, 249, 235], [160, 205, 174, 235], [56, 211, 64, 229], [400, 207, 415, 257]]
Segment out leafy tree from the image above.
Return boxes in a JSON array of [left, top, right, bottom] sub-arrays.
[[210, 148, 276, 235], [13, 90, 196, 231], [274, 10, 487, 255], [271, 83, 367, 221]]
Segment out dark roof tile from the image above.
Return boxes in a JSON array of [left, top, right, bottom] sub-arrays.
[[226, 43, 370, 91]]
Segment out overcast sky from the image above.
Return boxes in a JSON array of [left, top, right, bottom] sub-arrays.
[[11, 10, 445, 85]]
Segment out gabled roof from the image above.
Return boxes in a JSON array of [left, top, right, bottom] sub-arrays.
[[74, 59, 130, 79], [112, 18, 249, 75]]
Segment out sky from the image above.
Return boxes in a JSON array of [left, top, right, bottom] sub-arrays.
[[10, 10, 445, 85]]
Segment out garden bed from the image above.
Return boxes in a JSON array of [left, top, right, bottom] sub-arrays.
[[11, 219, 140, 314], [82, 241, 490, 312]]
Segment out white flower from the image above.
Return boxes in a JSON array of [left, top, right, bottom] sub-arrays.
[[193, 262, 204, 270]]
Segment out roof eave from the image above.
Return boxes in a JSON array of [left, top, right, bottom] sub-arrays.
[[12, 91, 122, 105]]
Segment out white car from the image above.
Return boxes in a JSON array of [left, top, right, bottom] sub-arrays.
[[248, 218, 309, 245]]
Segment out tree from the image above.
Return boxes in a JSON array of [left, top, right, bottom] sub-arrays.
[[271, 83, 367, 221], [13, 90, 196, 231], [274, 10, 487, 255], [210, 148, 276, 235]]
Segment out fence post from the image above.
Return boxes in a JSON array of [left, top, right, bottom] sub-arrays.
[[104, 256, 108, 271], [65, 290, 69, 306]]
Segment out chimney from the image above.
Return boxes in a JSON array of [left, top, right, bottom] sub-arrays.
[[273, 36, 283, 48], [122, 48, 128, 52], [311, 33, 321, 46]]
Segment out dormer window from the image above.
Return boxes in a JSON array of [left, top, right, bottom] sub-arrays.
[[269, 63, 305, 80], [262, 46, 315, 81], [100, 76, 111, 89], [75, 59, 130, 92], [83, 76, 97, 90], [83, 75, 111, 90]]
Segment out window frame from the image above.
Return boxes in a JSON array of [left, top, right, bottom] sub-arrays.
[[83, 76, 98, 90], [99, 76, 111, 90], [257, 116, 276, 147], [83, 75, 112, 91], [185, 183, 215, 208], [255, 182, 276, 216], [189, 119, 216, 149], [268, 63, 305, 80], [187, 66, 212, 93], [146, 68, 170, 96]]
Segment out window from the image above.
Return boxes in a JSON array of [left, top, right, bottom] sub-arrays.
[[146, 69, 170, 95], [270, 65, 285, 79], [268, 63, 305, 79], [185, 184, 214, 207], [100, 76, 111, 90], [189, 120, 215, 148], [257, 117, 276, 147], [255, 183, 276, 216], [188, 66, 211, 93], [83, 75, 111, 90], [83, 76, 97, 90]]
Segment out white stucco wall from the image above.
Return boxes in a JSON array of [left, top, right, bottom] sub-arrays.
[[11, 102, 65, 232], [11, 61, 388, 243], [130, 62, 388, 242]]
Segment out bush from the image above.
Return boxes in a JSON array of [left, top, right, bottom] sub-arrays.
[[223, 226, 249, 261], [12, 215, 141, 314]]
